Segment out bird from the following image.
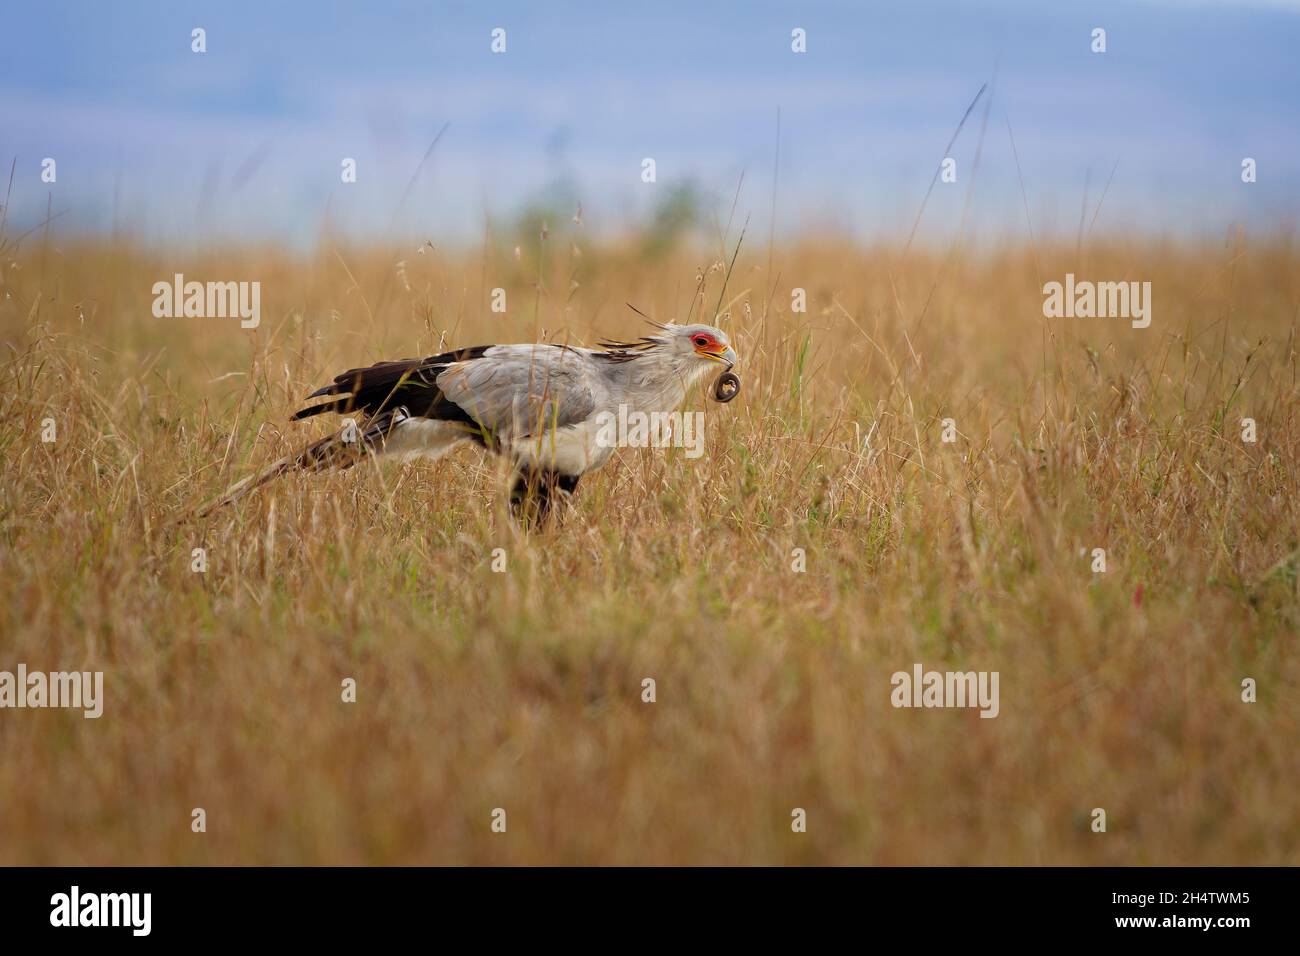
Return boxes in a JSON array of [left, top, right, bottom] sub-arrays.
[[202, 322, 739, 523]]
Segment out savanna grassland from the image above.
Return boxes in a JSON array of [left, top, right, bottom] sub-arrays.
[[0, 225, 1297, 865]]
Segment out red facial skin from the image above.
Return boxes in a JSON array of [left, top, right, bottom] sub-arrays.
[[692, 333, 722, 354]]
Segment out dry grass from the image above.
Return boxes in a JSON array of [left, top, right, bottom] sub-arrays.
[[0, 230, 1297, 864]]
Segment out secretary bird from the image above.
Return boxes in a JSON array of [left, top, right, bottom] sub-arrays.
[[203, 323, 739, 524]]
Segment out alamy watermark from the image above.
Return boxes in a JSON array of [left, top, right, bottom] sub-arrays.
[[594, 405, 705, 459], [1042, 273, 1151, 329], [152, 274, 261, 328], [890, 663, 1000, 718], [0, 664, 103, 718], [50, 886, 150, 936]]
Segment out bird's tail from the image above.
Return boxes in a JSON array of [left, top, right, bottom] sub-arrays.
[[198, 408, 410, 517]]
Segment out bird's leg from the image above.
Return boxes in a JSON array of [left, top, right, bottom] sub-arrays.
[[509, 467, 546, 527], [510, 467, 579, 528]]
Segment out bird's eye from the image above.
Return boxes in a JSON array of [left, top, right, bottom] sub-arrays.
[[693, 336, 710, 348]]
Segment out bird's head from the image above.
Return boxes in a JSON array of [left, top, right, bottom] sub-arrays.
[[665, 323, 738, 370]]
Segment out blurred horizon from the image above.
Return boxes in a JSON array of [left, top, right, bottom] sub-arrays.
[[2, 0, 1298, 249]]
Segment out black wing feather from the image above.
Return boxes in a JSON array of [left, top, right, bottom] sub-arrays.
[[291, 345, 492, 422]]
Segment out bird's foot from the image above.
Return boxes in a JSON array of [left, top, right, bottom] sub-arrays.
[[509, 469, 580, 529]]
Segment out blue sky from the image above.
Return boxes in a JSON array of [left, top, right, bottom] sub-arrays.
[[2, 0, 1297, 247]]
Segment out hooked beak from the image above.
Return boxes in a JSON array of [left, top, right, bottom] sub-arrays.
[[702, 346, 738, 370]]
